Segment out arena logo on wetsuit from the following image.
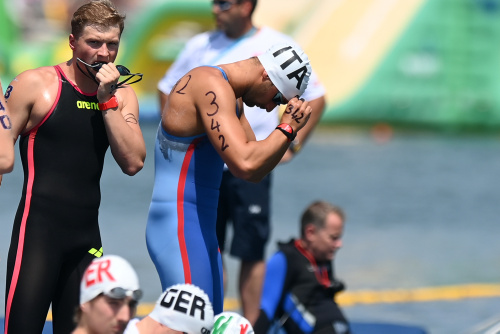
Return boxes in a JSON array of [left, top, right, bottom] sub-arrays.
[[77, 100, 99, 110], [83, 259, 116, 287]]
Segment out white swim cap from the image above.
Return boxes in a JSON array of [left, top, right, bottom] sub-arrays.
[[211, 312, 254, 334], [150, 284, 214, 334], [258, 43, 312, 100], [80, 255, 142, 305]]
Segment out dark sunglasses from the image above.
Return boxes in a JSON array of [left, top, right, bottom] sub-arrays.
[[212, 0, 237, 11], [104, 287, 143, 301], [272, 91, 286, 105], [76, 58, 143, 89]]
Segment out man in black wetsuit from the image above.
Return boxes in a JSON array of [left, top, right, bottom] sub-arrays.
[[254, 201, 350, 334], [3, 1, 146, 333]]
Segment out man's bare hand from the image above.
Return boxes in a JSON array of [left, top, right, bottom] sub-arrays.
[[279, 97, 312, 134], [95, 63, 120, 102]]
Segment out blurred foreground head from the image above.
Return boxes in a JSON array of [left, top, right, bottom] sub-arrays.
[[75, 254, 142, 334], [211, 312, 254, 334], [149, 283, 215, 334]]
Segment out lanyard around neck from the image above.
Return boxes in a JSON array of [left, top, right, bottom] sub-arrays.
[[294, 240, 331, 287]]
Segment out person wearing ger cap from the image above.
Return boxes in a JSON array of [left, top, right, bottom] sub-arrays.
[[72, 255, 143, 334], [146, 43, 313, 315], [124, 283, 214, 334], [157, 1, 326, 323]]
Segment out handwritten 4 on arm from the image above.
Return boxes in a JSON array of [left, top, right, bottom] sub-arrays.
[[205, 91, 229, 152]]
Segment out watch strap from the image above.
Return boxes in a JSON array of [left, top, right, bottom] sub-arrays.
[[276, 123, 296, 142], [98, 95, 119, 111]]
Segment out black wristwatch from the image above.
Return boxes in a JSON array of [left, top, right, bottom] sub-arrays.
[[275, 123, 296, 142]]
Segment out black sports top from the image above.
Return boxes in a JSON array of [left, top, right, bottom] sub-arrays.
[[18, 65, 109, 209], [255, 239, 350, 334]]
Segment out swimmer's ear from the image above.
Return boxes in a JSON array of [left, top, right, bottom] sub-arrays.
[[69, 34, 76, 51], [262, 70, 271, 81]]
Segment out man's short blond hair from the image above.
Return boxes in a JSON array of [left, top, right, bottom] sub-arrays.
[[71, 0, 126, 38]]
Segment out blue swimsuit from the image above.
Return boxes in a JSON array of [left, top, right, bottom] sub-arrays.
[[146, 66, 236, 314]]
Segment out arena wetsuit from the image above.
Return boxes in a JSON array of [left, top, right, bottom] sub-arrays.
[[146, 66, 237, 314], [5, 65, 107, 334], [254, 240, 350, 334]]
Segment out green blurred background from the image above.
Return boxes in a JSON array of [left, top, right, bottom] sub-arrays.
[[2, 0, 500, 129]]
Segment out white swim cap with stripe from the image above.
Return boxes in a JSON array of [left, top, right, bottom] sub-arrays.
[[258, 43, 312, 100], [80, 255, 142, 305]]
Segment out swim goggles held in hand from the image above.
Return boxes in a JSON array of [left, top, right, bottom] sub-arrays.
[[76, 58, 143, 90]]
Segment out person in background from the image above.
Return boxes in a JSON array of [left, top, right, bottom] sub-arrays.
[[72, 255, 143, 334], [125, 283, 214, 334], [157, 0, 326, 323], [0, 81, 14, 179], [146, 42, 313, 315], [254, 201, 350, 334], [4, 1, 146, 333]]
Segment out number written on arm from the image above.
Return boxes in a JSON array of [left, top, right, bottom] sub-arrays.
[[205, 91, 229, 151]]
